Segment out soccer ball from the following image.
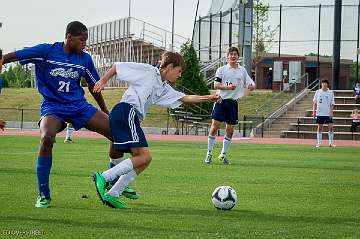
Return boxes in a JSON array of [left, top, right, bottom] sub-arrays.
[[211, 186, 237, 210]]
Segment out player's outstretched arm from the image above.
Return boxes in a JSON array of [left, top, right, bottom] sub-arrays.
[[180, 94, 222, 104], [0, 119, 6, 131], [93, 65, 116, 93], [88, 85, 109, 114]]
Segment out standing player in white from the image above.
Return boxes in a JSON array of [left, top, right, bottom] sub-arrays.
[[205, 47, 255, 165], [312, 79, 336, 147], [92, 52, 221, 208]]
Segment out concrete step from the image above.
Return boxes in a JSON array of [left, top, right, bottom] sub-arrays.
[[335, 97, 358, 104], [305, 110, 353, 118], [333, 90, 354, 97], [282, 130, 360, 140], [334, 104, 360, 110], [299, 117, 353, 125], [289, 123, 352, 132]]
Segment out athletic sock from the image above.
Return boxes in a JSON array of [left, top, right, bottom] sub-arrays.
[[207, 135, 216, 155], [36, 156, 52, 198], [108, 157, 125, 185], [108, 170, 137, 197], [317, 132, 322, 145], [328, 131, 334, 145], [102, 158, 133, 182], [221, 136, 232, 155]]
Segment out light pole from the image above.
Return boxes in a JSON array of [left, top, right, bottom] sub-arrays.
[[128, 0, 131, 37], [171, 0, 175, 51]]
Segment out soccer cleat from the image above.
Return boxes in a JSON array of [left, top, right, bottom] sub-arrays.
[[204, 154, 212, 164], [93, 172, 107, 203], [35, 195, 51, 208], [103, 193, 128, 209], [122, 186, 140, 200], [218, 154, 231, 165], [315, 143, 321, 148], [105, 183, 140, 200], [329, 144, 336, 148], [64, 138, 73, 143]]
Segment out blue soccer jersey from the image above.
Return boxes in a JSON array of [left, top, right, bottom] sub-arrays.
[[16, 42, 99, 109]]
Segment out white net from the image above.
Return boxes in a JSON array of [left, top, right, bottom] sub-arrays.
[[193, 0, 242, 62]]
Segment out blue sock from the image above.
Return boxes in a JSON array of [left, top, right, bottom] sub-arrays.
[[36, 156, 52, 198], [108, 162, 119, 186]]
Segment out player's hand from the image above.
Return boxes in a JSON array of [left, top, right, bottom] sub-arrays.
[[0, 119, 6, 131], [312, 111, 316, 118], [227, 84, 236, 90], [93, 79, 106, 93], [329, 112, 333, 118], [248, 84, 255, 91], [209, 94, 222, 103]]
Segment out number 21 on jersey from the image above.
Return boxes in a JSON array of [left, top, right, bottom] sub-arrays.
[[58, 81, 70, 92]]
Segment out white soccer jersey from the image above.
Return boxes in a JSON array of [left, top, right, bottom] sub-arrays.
[[313, 89, 335, 116], [214, 64, 255, 100], [115, 62, 185, 122]]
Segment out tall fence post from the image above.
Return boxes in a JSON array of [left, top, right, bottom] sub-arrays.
[[278, 4, 282, 57], [209, 14, 213, 61], [357, 1, 360, 83], [166, 111, 170, 135], [219, 11, 223, 59], [261, 116, 264, 138], [317, 4, 322, 80], [243, 115, 246, 137], [297, 117, 300, 139], [20, 108, 24, 130]]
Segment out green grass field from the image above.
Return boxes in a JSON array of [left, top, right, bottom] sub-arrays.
[[0, 136, 359, 238]]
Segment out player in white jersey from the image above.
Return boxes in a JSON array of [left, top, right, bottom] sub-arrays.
[[312, 79, 335, 147], [64, 123, 75, 143], [205, 47, 255, 165], [92, 52, 221, 208]]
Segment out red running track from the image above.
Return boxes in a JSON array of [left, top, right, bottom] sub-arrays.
[[1, 129, 359, 147]]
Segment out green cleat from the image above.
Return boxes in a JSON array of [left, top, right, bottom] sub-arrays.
[[93, 172, 106, 203], [204, 154, 212, 164], [106, 183, 140, 200], [123, 186, 140, 200], [35, 195, 51, 208], [218, 154, 231, 165], [103, 193, 128, 209]]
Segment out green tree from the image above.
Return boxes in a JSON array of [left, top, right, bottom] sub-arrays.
[[176, 42, 212, 115], [253, 0, 278, 67], [0, 63, 32, 88], [349, 62, 359, 87]]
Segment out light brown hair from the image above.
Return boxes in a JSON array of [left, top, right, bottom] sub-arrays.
[[160, 52, 185, 69]]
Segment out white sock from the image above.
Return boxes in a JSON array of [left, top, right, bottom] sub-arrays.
[[207, 135, 216, 155], [221, 136, 232, 155], [65, 126, 74, 139], [108, 170, 137, 197], [328, 131, 334, 145], [317, 132, 322, 145], [110, 157, 124, 166], [102, 158, 134, 182]]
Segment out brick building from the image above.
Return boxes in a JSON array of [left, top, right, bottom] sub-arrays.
[[255, 53, 353, 90]]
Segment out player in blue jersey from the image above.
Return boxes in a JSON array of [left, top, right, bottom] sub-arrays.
[[0, 21, 134, 208]]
